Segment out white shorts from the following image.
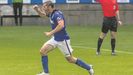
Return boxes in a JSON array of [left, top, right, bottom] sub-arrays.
[[45, 37, 73, 57]]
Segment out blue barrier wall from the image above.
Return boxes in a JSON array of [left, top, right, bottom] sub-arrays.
[[80, 0, 92, 4], [131, 0, 133, 3], [0, 0, 132, 4], [31, 0, 42, 4]]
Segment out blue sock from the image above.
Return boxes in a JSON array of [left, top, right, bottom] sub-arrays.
[[42, 56, 49, 73], [75, 59, 91, 70]]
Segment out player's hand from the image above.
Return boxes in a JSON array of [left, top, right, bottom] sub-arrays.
[[118, 20, 122, 26], [33, 5, 39, 10], [44, 32, 53, 37]]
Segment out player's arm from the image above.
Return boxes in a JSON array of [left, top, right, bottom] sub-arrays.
[[45, 20, 64, 37], [115, 4, 122, 26], [33, 5, 46, 18], [116, 10, 121, 21]]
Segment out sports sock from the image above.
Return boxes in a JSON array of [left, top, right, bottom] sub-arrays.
[[97, 38, 103, 52], [75, 59, 91, 70], [42, 56, 49, 73], [111, 39, 116, 53]]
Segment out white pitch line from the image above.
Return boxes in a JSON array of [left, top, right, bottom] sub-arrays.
[[72, 45, 133, 55]]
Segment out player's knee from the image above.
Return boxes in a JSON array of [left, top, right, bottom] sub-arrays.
[[111, 32, 116, 38], [67, 59, 75, 63], [111, 34, 116, 39], [40, 48, 47, 56], [100, 33, 106, 39], [111, 36, 115, 39], [66, 57, 76, 63]]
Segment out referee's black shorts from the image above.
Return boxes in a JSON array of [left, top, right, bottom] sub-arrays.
[[101, 16, 118, 33]]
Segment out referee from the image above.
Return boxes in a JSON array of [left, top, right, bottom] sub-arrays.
[[96, 0, 122, 55], [12, 0, 23, 26]]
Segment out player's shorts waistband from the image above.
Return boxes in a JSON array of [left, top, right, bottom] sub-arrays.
[[104, 16, 116, 19]]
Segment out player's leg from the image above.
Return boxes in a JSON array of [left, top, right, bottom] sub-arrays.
[[57, 40, 94, 75], [66, 56, 94, 75], [40, 44, 54, 74], [37, 38, 56, 75], [13, 3, 18, 26], [97, 32, 106, 55], [97, 25, 109, 55], [18, 3, 23, 26], [97, 17, 110, 55], [110, 31, 117, 55], [110, 17, 118, 55]]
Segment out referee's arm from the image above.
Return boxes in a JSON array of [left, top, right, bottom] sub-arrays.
[[115, 4, 122, 25]]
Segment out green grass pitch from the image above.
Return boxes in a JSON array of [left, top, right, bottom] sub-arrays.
[[0, 25, 133, 75]]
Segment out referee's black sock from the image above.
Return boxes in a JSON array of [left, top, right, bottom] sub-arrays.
[[97, 38, 103, 52], [111, 39, 116, 53]]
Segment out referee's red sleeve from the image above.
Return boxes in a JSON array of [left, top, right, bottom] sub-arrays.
[[115, 3, 119, 11]]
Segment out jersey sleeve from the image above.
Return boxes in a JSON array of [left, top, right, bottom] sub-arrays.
[[115, 3, 119, 11], [54, 12, 64, 24]]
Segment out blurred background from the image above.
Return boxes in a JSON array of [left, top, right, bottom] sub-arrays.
[[0, 1, 133, 75], [0, 0, 133, 26]]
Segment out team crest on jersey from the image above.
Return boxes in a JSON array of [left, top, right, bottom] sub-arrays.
[[57, 17, 62, 21]]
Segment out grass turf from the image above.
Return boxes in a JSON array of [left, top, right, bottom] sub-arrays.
[[0, 25, 133, 75]]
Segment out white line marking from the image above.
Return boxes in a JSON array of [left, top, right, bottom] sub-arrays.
[[72, 45, 133, 55]]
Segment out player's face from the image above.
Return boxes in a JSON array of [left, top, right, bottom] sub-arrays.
[[43, 4, 51, 14]]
